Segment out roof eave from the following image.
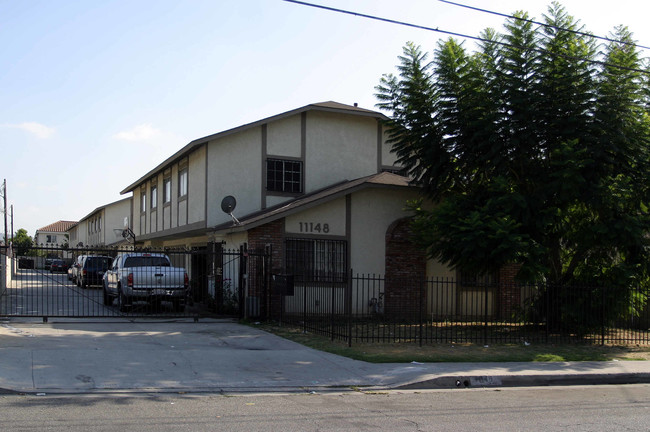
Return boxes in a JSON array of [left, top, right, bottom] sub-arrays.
[[212, 180, 415, 236]]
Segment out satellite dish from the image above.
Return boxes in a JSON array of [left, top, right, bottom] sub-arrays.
[[221, 196, 237, 214], [220, 195, 240, 225]]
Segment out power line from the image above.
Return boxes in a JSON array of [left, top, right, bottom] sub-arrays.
[[438, 0, 650, 51], [282, 0, 649, 75], [283, 0, 498, 44]]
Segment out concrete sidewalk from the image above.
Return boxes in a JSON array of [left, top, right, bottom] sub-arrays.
[[0, 318, 648, 394]]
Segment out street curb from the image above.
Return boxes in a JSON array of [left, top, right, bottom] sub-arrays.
[[3, 375, 649, 396], [397, 372, 650, 389]]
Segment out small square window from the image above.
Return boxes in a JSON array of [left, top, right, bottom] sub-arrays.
[[267, 159, 302, 193]]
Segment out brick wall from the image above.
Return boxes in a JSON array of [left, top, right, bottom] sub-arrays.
[[247, 218, 285, 318], [498, 263, 522, 319], [384, 218, 427, 319], [248, 218, 284, 271]]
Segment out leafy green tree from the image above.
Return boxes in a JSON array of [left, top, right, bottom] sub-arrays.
[[13, 228, 34, 256], [376, 3, 650, 328]]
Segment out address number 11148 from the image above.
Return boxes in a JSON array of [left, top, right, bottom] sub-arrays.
[[298, 222, 330, 233]]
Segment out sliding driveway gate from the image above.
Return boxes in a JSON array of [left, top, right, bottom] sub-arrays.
[[0, 245, 270, 321]]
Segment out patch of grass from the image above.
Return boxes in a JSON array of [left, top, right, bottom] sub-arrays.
[[253, 323, 650, 363]]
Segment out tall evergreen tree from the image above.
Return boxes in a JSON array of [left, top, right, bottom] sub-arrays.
[[377, 2, 650, 325]]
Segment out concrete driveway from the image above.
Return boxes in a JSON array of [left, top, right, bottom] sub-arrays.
[[0, 318, 396, 393]]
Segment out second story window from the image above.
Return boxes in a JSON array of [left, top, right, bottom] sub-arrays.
[[151, 185, 158, 209], [141, 192, 146, 213], [163, 177, 171, 204], [179, 169, 188, 198], [267, 158, 302, 193]]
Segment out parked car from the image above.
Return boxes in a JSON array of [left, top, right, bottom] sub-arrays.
[[44, 258, 53, 270], [50, 259, 69, 273], [77, 255, 112, 289], [103, 253, 189, 312], [70, 255, 87, 283], [67, 263, 75, 280]]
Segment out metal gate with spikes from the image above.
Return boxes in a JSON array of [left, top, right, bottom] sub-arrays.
[[0, 245, 271, 321]]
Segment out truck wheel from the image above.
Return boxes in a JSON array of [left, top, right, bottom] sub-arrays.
[[119, 288, 129, 313], [103, 284, 111, 306], [172, 300, 185, 313]]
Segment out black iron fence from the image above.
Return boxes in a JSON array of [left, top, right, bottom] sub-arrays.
[[4, 245, 648, 344], [276, 274, 650, 346], [0, 245, 271, 320]]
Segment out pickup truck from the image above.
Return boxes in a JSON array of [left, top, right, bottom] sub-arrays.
[[102, 253, 189, 312]]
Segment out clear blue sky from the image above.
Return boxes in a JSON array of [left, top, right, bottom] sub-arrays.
[[1, 0, 648, 238]]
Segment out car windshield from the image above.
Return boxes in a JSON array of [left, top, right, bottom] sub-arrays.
[[123, 256, 170, 267]]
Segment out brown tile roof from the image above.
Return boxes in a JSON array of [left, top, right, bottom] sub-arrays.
[[36, 220, 78, 233]]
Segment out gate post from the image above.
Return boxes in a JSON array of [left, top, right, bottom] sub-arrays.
[[347, 269, 353, 347], [330, 274, 335, 342], [419, 277, 424, 347], [213, 241, 224, 313], [239, 243, 248, 319], [265, 244, 272, 321], [1, 248, 6, 295]]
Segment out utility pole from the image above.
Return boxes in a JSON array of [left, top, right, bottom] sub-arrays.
[[10, 205, 14, 244], [2, 179, 6, 246]]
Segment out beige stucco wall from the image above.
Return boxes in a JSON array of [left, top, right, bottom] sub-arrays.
[[305, 111, 378, 193], [207, 127, 263, 227], [265, 195, 294, 208], [171, 164, 179, 229], [349, 188, 421, 275], [86, 210, 104, 246], [179, 200, 188, 226], [132, 188, 142, 235], [267, 115, 301, 157], [285, 197, 346, 237], [380, 126, 399, 168], [122, 108, 401, 250], [188, 145, 207, 225], [163, 201, 172, 231], [68, 221, 88, 248], [104, 198, 132, 246], [34, 230, 68, 248], [132, 144, 209, 241], [214, 231, 248, 252]]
